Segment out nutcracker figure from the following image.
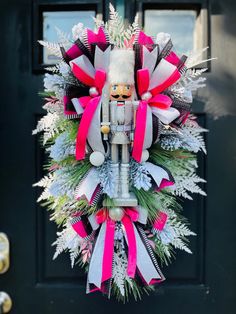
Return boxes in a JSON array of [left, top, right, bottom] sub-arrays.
[[101, 49, 138, 206]]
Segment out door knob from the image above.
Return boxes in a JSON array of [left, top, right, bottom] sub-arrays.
[[0, 234, 10, 274], [0, 292, 12, 313]]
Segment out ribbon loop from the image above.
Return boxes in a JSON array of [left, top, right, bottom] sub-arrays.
[[76, 96, 101, 160], [137, 68, 150, 96], [87, 206, 164, 292], [133, 61, 181, 162], [94, 69, 106, 94], [132, 100, 148, 162], [73, 66, 106, 160], [149, 94, 172, 110]]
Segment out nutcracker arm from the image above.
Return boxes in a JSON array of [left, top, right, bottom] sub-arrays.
[[101, 97, 111, 139], [133, 100, 140, 109], [130, 100, 139, 142]]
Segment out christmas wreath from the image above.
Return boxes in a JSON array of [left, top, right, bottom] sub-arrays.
[[33, 4, 209, 301]]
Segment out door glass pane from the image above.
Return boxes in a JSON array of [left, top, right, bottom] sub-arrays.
[[144, 10, 197, 55], [43, 11, 95, 64]]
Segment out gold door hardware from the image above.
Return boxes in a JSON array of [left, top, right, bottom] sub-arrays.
[[0, 233, 10, 274], [0, 292, 12, 313]]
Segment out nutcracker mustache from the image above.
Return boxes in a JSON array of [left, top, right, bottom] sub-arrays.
[[111, 94, 130, 99]]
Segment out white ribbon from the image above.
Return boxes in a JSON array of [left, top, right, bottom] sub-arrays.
[[144, 162, 171, 186], [74, 167, 100, 202], [133, 225, 162, 283], [143, 46, 158, 75], [87, 222, 106, 289], [136, 206, 148, 225], [88, 213, 100, 231], [87, 100, 106, 154], [88, 206, 159, 289], [70, 55, 95, 78], [70, 46, 111, 79], [155, 32, 171, 52], [143, 105, 153, 149], [152, 106, 180, 124], [71, 98, 84, 115], [149, 59, 177, 91], [94, 46, 111, 72]]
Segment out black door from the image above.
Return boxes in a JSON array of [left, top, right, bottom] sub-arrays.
[[0, 0, 236, 313]]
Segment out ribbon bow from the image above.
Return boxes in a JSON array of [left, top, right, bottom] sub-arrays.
[[89, 207, 140, 285], [132, 59, 181, 162], [69, 54, 107, 160], [71, 206, 164, 293], [87, 207, 164, 293]]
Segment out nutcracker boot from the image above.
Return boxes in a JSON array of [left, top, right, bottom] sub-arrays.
[[120, 163, 130, 198]]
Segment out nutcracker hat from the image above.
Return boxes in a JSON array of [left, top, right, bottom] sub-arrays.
[[108, 49, 135, 85]]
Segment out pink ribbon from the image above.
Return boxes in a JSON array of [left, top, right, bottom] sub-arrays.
[[70, 65, 106, 160], [132, 101, 147, 162], [87, 27, 107, 46], [153, 212, 168, 231], [92, 208, 139, 283], [64, 26, 107, 61], [132, 68, 178, 162], [156, 178, 175, 191], [137, 31, 154, 45], [122, 211, 137, 277], [75, 97, 101, 160], [149, 69, 181, 96], [165, 51, 181, 66], [65, 44, 82, 61], [71, 213, 89, 238], [102, 218, 115, 283]]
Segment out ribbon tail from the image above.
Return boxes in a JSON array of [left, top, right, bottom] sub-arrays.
[[135, 225, 165, 284], [142, 46, 158, 76], [144, 162, 174, 188], [75, 97, 101, 160], [122, 216, 137, 278], [63, 44, 82, 63], [137, 69, 150, 96], [63, 95, 79, 118], [74, 168, 100, 203], [136, 206, 148, 225], [87, 98, 105, 155], [70, 215, 89, 238], [71, 98, 84, 115], [132, 101, 147, 162], [94, 46, 111, 73], [153, 212, 168, 231], [149, 59, 180, 93], [70, 55, 95, 86], [88, 213, 100, 231], [143, 105, 153, 150], [87, 223, 106, 289]]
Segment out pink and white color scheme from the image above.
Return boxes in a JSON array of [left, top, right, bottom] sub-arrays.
[[35, 3, 208, 300], [64, 21, 185, 294]]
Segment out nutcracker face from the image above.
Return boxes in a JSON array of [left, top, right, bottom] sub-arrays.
[[109, 84, 133, 101]]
